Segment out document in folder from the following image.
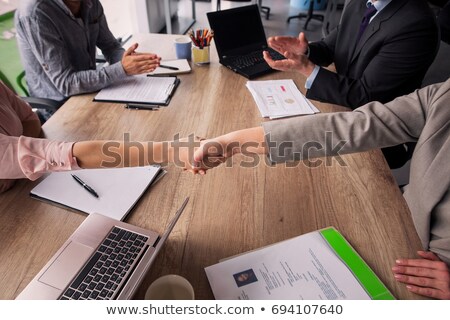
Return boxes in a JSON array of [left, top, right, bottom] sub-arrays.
[[205, 227, 394, 300], [30, 166, 162, 221], [94, 75, 180, 106]]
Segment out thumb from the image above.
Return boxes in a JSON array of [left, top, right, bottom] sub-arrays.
[[193, 146, 205, 163], [124, 43, 139, 56], [263, 50, 273, 62], [299, 32, 308, 44]]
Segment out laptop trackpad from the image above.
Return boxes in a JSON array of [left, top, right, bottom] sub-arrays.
[[38, 241, 94, 290]]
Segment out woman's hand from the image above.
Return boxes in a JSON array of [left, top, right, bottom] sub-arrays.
[[392, 251, 450, 299]]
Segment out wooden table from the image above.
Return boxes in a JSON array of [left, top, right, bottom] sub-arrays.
[[0, 33, 424, 300]]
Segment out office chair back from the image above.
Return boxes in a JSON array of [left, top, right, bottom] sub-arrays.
[[322, 0, 345, 37]]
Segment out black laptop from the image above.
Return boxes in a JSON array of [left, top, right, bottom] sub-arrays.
[[207, 4, 285, 79]]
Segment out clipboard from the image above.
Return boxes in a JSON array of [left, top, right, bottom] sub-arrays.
[[93, 75, 180, 106]]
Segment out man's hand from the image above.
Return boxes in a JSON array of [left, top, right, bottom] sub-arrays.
[[267, 32, 309, 56], [264, 32, 315, 77], [392, 251, 450, 299], [121, 43, 161, 75], [263, 50, 315, 77]]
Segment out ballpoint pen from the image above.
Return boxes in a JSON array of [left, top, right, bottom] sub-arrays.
[[159, 65, 179, 71], [71, 174, 99, 198]]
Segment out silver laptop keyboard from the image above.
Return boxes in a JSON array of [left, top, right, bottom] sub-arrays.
[[59, 226, 149, 300]]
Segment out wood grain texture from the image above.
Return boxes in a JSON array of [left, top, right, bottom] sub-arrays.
[[0, 34, 425, 300]]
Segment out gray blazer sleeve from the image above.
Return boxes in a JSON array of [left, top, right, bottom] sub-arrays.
[[262, 85, 434, 163]]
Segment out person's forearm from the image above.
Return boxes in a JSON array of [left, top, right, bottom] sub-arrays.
[[72, 140, 172, 169], [220, 127, 267, 155]]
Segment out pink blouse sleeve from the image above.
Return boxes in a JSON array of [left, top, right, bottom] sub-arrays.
[[0, 134, 80, 180]]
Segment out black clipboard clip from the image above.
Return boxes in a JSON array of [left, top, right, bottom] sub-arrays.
[[125, 103, 160, 110]]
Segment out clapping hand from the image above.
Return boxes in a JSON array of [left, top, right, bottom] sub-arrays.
[[267, 32, 309, 56], [264, 32, 315, 76]]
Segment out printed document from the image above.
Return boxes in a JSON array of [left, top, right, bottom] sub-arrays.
[[205, 230, 373, 300], [246, 79, 319, 119], [30, 166, 162, 221], [94, 75, 176, 105]]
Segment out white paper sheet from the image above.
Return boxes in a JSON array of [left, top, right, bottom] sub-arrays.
[[205, 230, 371, 300], [149, 59, 191, 76], [94, 75, 176, 104], [246, 79, 319, 119], [30, 166, 161, 221]]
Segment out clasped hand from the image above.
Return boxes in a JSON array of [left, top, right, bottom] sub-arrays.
[[121, 43, 161, 75]]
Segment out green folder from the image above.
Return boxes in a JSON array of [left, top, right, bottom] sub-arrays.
[[320, 227, 395, 300]]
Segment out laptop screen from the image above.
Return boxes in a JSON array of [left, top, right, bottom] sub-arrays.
[[207, 5, 268, 58]]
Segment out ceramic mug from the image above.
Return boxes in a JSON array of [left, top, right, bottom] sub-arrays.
[[145, 274, 195, 300]]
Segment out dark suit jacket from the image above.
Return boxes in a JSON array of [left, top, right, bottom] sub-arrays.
[[307, 0, 439, 109]]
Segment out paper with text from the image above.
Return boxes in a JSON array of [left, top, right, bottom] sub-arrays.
[[94, 75, 176, 105], [205, 230, 371, 300], [246, 79, 319, 119]]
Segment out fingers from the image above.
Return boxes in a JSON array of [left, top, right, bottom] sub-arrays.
[[417, 251, 441, 261], [395, 257, 449, 271], [264, 51, 294, 71], [392, 256, 450, 299], [393, 270, 440, 287], [123, 54, 161, 75], [404, 284, 450, 300], [124, 43, 139, 56]]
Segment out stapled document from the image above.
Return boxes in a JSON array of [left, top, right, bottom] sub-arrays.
[[205, 227, 394, 300], [246, 79, 319, 119]]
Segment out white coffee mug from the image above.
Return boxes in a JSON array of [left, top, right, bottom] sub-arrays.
[[145, 274, 195, 300]]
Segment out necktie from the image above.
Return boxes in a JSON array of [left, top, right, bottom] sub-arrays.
[[356, 4, 377, 43]]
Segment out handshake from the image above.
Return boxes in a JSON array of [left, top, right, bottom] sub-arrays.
[[180, 127, 267, 174]]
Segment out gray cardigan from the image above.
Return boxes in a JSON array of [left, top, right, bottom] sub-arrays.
[[263, 79, 450, 264], [15, 0, 126, 100]]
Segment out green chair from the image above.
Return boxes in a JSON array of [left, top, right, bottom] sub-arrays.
[[1, 69, 61, 122], [0, 10, 62, 122]]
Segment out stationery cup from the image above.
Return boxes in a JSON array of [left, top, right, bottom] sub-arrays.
[[174, 37, 192, 60], [192, 45, 210, 65], [145, 274, 195, 300]]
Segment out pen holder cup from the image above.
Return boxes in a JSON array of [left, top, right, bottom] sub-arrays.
[[191, 45, 210, 65]]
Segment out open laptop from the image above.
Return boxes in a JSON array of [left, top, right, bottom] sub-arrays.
[[207, 4, 285, 79], [16, 197, 189, 300]]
